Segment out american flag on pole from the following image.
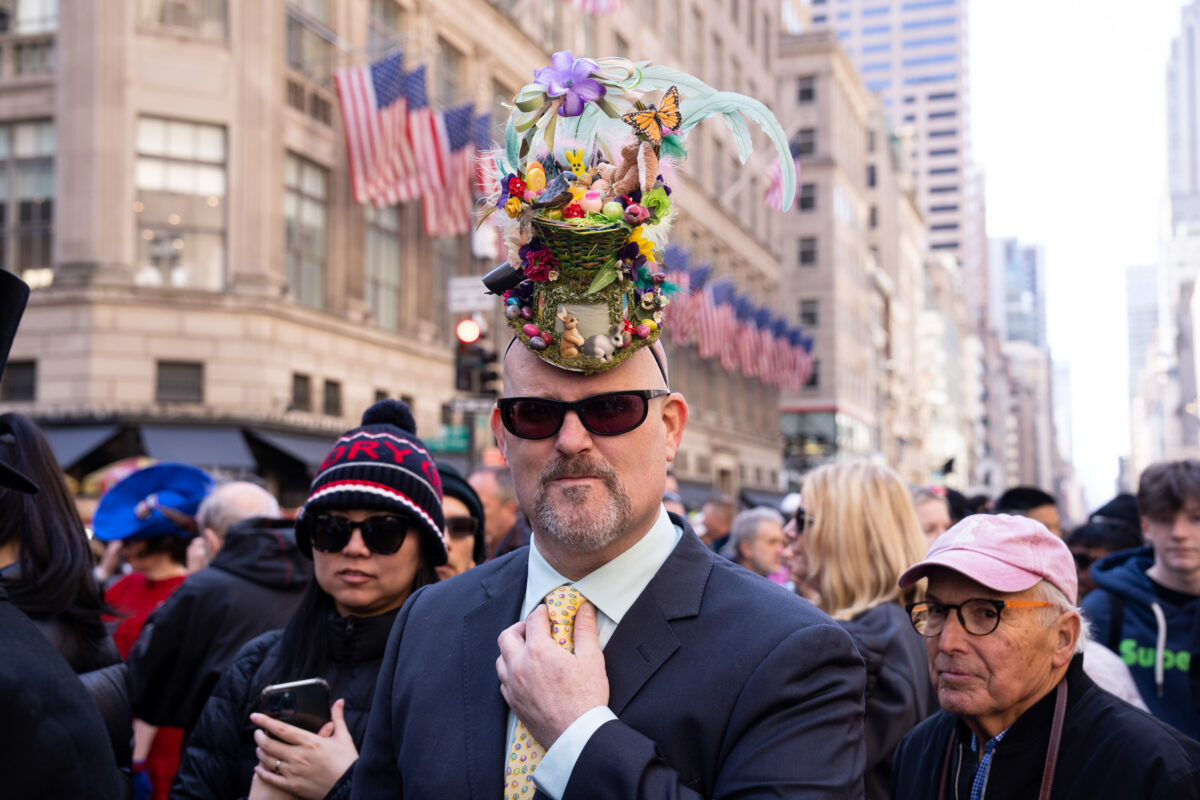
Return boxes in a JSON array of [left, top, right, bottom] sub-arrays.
[[423, 103, 475, 237], [763, 155, 801, 212], [674, 261, 709, 347], [754, 309, 776, 382], [334, 51, 416, 205], [404, 66, 446, 201], [716, 285, 740, 372], [736, 299, 761, 379], [695, 278, 726, 360], [567, 0, 623, 14], [772, 318, 793, 387]]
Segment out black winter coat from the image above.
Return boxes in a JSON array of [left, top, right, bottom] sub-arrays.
[[0, 587, 125, 800], [892, 655, 1200, 799], [170, 606, 398, 800], [838, 602, 938, 800], [0, 561, 131, 777], [130, 517, 311, 731]]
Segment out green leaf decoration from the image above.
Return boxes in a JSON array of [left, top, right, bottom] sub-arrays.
[[587, 258, 620, 294]]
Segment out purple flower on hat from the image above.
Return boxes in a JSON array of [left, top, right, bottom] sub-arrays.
[[534, 51, 606, 117], [497, 173, 516, 206]]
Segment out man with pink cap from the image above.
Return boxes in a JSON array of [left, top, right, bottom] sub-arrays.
[[889, 514, 1200, 799]]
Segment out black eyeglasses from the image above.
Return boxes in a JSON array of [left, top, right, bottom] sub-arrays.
[[445, 515, 479, 539], [497, 389, 670, 440], [298, 513, 414, 555], [906, 598, 1053, 638]]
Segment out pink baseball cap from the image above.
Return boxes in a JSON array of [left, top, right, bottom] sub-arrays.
[[898, 513, 1078, 604]]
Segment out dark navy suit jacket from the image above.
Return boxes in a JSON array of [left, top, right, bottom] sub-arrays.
[[351, 519, 867, 799]]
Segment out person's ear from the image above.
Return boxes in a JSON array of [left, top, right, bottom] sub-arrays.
[[489, 406, 508, 461], [203, 528, 222, 558], [661, 393, 688, 461], [1052, 612, 1081, 668]]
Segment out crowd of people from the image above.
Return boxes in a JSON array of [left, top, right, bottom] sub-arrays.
[[4, 257, 1200, 797]]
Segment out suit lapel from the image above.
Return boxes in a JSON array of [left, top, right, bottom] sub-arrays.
[[604, 526, 714, 715], [462, 555, 527, 800]]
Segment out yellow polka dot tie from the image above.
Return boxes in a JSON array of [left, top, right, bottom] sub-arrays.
[[503, 585, 587, 800]]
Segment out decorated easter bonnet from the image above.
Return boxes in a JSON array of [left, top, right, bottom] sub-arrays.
[[480, 52, 797, 373]]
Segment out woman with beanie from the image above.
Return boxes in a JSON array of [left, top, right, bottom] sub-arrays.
[[796, 462, 937, 800], [434, 462, 487, 580], [171, 400, 446, 800]]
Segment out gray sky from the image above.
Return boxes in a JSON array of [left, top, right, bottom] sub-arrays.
[[970, 0, 1183, 508]]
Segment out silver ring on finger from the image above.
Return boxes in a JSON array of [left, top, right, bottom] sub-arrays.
[[273, 759, 282, 774]]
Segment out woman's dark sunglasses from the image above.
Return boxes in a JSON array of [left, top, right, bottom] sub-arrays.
[[299, 513, 413, 555], [445, 515, 479, 538], [497, 389, 670, 440]]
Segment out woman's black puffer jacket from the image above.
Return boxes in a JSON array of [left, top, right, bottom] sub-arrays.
[[170, 607, 398, 800]]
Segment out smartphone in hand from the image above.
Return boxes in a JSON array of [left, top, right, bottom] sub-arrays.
[[259, 678, 332, 734]]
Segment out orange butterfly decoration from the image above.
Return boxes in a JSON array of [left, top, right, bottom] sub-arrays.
[[622, 86, 682, 147]]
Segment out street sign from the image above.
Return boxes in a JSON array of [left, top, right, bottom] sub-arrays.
[[448, 276, 496, 313], [426, 423, 469, 453], [450, 395, 496, 415]]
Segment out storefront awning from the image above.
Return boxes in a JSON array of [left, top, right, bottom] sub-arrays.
[[739, 488, 789, 511], [40, 424, 121, 470], [245, 428, 338, 473], [140, 425, 256, 471]]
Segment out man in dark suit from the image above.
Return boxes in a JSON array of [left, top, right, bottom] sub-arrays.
[[351, 339, 866, 799]]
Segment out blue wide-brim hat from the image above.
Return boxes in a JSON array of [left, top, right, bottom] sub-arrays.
[[92, 462, 215, 542]]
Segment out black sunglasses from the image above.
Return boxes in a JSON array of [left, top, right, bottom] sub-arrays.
[[497, 389, 670, 440], [298, 513, 414, 555], [445, 515, 479, 538]]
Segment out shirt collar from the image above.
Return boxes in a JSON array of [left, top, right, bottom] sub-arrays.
[[522, 505, 680, 624]]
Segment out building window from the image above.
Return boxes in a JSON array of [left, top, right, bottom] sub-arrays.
[[0, 360, 35, 402], [866, 79, 891, 92], [800, 299, 819, 327], [156, 361, 204, 403], [712, 139, 723, 193], [901, 16, 954, 30], [929, 109, 957, 119], [286, 1, 336, 84], [798, 183, 816, 211], [368, 0, 405, 52], [284, 152, 329, 309], [930, 222, 959, 231], [3, 0, 57, 33], [862, 24, 890, 35], [902, 34, 956, 48], [869, 205, 878, 228], [323, 379, 342, 417], [929, 166, 958, 175], [798, 237, 817, 265], [929, 128, 957, 138], [862, 5, 889, 16], [134, 117, 226, 290], [437, 37, 465, 106], [374, 388, 389, 402], [365, 204, 403, 331], [929, 147, 958, 157], [138, 0, 227, 39], [931, 241, 959, 250], [804, 358, 820, 389], [928, 91, 958, 101], [929, 203, 959, 213], [862, 42, 890, 54], [902, 53, 956, 68], [797, 75, 815, 103], [866, 164, 877, 187], [929, 184, 958, 194], [0, 121, 54, 280], [792, 128, 816, 157], [903, 73, 957, 86], [291, 373, 312, 411]]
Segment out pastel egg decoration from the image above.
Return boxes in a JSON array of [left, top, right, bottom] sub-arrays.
[[528, 336, 547, 351], [581, 191, 604, 214], [505, 305, 522, 320], [602, 202, 625, 222], [635, 324, 651, 339], [522, 323, 541, 338], [526, 161, 546, 194]]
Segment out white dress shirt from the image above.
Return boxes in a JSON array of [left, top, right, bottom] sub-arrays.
[[504, 505, 681, 799]]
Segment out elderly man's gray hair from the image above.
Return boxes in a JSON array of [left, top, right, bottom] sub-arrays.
[[722, 507, 785, 560]]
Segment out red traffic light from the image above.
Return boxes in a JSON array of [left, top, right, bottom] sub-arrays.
[[456, 318, 481, 344]]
